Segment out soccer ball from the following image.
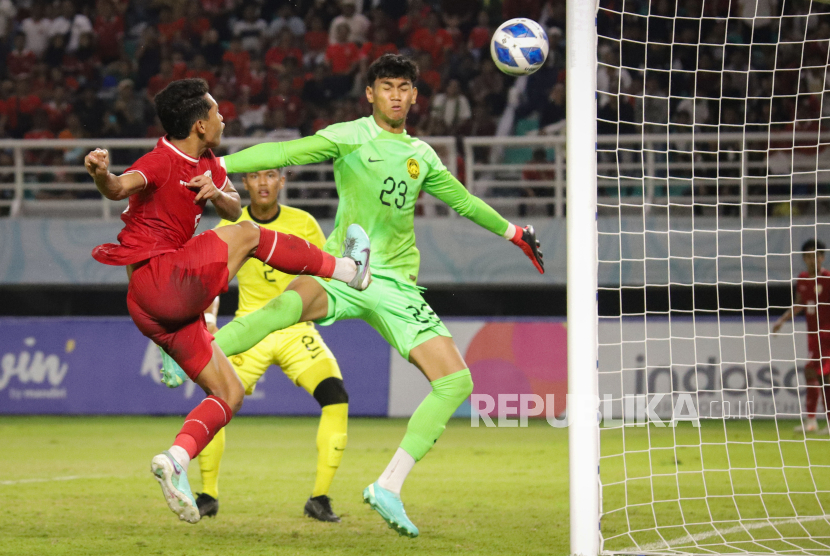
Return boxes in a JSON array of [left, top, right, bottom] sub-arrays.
[[490, 18, 549, 76]]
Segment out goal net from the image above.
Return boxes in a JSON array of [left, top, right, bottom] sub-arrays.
[[594, 0, 830, 553]]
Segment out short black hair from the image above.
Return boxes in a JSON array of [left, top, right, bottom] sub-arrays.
[[366, 54, 419, 87], [154, 78, 212, 140], [802, 238, 826, 253]]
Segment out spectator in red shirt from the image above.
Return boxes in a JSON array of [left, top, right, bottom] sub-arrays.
[[212, 83, 238, 122], [267, 79, 304, 129], [265, 29, 304, 73], [29, 63, 51, 97], [222, 38, 251, 82], [185, 54, 217, 89], [156, 7, 185, 44], [183, 1, 211, 46], [468, 10, 491, 53], [15, 78, 43, 119], [242, 58, 267, 104], [325, 23, 360, 76], [360, 26, 398, 65], [216, 61, 238, 100], [171, 52, 188, 80], [94, 0, 124, 63], [409, 12, 454, 66], [398, 0, 430, 42], [147, 59, 176, 98], [304, 16, 329, 65], [415, 52, 442, 97], [7, 34, 37, 79], [45, 85, 72, 132]]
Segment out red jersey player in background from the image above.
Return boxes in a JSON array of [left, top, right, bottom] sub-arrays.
[[773, 238, 830, 434], [84, 78, 371, 524]]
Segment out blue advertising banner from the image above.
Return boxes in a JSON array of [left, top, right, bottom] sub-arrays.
[[0, 317, 390, 416]]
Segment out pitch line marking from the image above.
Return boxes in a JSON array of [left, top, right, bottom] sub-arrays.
[[632, 515, 830, 553], [0, 474, 112, 486]]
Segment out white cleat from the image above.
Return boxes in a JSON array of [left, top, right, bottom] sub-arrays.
[[151, 451, 200, 524], [342, 223, 372, 291], [794, 419, 819, 434]]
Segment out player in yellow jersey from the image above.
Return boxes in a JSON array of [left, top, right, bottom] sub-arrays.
[[195, 167, 348, 523]]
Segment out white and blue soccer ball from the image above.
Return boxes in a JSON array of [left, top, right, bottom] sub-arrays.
[[490, 18, 549, 76]]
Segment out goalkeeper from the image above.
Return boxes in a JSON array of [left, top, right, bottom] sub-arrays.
[[181, 53, 545, 537]]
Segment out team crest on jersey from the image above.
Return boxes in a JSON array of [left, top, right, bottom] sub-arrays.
[[406, 158, 420, 179]]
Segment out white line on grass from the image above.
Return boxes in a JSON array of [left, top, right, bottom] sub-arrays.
[[632, 515, 830, 553], [0, 475, 111, 486]]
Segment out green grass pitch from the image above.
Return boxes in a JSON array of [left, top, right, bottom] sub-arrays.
[[4, 417, 829, 555], [0, 416, 566, 556], [601, 420, 830, 554]]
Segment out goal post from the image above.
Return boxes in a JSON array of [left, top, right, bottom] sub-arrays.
[[572, 0, 830, 554], [580, 0, 830, 554], [567, 1, 600, 556]]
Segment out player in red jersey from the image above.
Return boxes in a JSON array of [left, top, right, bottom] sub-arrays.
[[84, 79, 371, 524], [773, 238, 830, 434]]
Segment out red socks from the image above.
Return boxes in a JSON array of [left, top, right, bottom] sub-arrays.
[[807, 378, 820, 418], [174, 395, 232, 459], [254, 227, 335, 278]]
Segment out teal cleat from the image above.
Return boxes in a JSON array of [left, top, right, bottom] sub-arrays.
[[342, 223, 372, 291], [363, 482, 419, 538], [151, 451, 200, 524], [158, 346, 187, 388]]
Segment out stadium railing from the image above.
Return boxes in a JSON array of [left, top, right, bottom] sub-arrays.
[[0, 132, 824, 219]]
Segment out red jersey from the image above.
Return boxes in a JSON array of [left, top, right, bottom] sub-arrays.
[[796, 268, 830, 333], [92, 137, 229, 266], [325, 42, 360, 75]]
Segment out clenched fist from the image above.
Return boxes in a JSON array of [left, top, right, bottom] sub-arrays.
[[85, 148, 110, 181]]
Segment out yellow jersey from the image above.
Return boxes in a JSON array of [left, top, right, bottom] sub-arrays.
[[217, 205, 327, 318]]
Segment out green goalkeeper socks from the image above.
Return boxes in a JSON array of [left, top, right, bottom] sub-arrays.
[[214, 290, 303, 356], [399, 369, 474, 461]]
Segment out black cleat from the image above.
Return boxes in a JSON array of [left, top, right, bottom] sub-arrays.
[[195, 492, 219, 518], [304, 495, 341, 523]]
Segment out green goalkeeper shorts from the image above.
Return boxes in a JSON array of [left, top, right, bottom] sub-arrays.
[[312, 274, 452, 361]]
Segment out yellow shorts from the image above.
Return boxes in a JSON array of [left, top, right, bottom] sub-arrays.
[[228, 321, 341, 395]]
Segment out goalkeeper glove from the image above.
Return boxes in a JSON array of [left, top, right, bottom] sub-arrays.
[[509, 225, 545, 274]]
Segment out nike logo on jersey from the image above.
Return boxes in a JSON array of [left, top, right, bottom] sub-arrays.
[[368, 157, 384, 162]]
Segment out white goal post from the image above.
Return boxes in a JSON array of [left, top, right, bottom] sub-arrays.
[[569, 1, 830, 555], [567, 1, 600, 556]]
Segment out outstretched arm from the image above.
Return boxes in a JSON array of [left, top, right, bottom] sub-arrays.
[[219, 135, 339, 174], [85, 148, 146, 200], [773, 290, 804, 332], [423, 169, 545, 273]]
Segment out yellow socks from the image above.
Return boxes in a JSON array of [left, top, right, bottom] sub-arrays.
[[198, 426, 225, 499], [312, 403, 348, 497]]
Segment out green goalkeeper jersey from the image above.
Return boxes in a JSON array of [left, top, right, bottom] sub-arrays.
[[223, 115, 510, 285]]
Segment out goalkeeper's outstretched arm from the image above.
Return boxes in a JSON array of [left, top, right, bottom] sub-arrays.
[[219, 135, 339, 174], [423, 169, 545, 273]]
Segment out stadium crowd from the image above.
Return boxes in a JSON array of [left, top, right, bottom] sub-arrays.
[[0, 0, 568, 144], [0, 0, 826, 214]]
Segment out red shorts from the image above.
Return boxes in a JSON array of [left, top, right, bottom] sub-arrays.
[[807, 333, 830, 375], [127, 231, 229, 379]]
